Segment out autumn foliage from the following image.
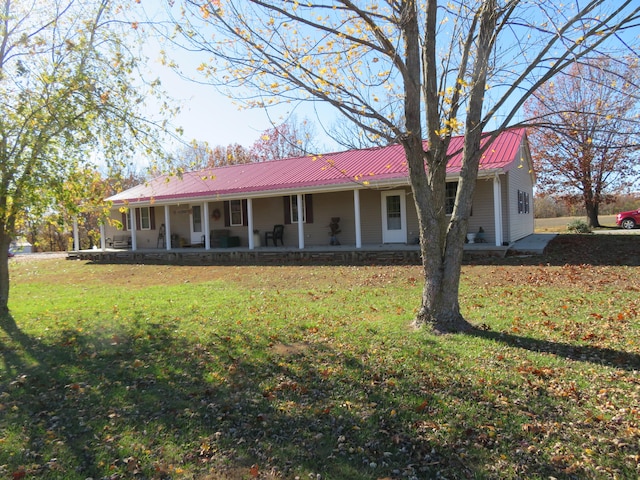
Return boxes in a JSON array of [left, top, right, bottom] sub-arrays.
[[525, 58, 640, 227], [250, 119, 315, 162]]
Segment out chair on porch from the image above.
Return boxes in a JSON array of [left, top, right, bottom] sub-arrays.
[[265, 224, 284, 246], [157, 224, 166, 248]]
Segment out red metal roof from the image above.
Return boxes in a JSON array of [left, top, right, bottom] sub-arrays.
[[109, 128, 526, 204]]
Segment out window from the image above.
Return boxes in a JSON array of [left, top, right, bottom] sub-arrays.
[[290, 195, 306, 223], [121, 210, 133, 231], [284, 195, 314, 224], [223, 200, 247, 227], [445, 182, 458, 215], [518, 190, 530, 214], [121, 207, 155, 231], [192, 205, 202, 232], [229, 199, 243, 226], [140, 207, 151, 230], [386, 195, 402, 230]]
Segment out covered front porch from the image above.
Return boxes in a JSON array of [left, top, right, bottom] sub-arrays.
[[76, 176, 510, 258]]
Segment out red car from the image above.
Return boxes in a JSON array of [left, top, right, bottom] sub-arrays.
[[616, 208, 640, 230]]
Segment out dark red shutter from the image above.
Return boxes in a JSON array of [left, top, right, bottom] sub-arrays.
[[242, 200, 248, 226], [121, 212, 128, 231], [283, 196, 291, 224], [305, 194, 313, 224], [135, 208, 141, 230], [223, 201, 230, 227], [150, 207, 156, 230]]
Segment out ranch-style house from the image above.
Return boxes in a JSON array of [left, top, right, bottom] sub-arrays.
[[82, 128, 534, 262]]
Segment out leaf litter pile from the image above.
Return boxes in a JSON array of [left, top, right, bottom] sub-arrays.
[[1, 234, 639, 479]]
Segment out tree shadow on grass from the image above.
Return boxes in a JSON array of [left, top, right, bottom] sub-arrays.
[[467, 326, 640, 371], [3, 310, 636, 479], [0, 312, 242, 477], [1, 312, 448, 479]]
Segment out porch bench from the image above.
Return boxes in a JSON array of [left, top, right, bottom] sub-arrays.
[[219, 235, 240, 248], [211, 229, 240, 248], [111, 234, 131, 249]]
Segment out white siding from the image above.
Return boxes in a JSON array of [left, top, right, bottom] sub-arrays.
[[300, 191, 354, 246], [467, 179, 496, 243], [359, 189, 384, 244], [503, 142, 535, 242]]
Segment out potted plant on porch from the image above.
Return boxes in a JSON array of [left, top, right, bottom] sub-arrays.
[[329, 217, 341, 245]]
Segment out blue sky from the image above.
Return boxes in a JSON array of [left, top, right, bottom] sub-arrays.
[[143, 39, 339, 155], [148, 57, 297, 148], [135, 3, 346, 158], [140, 1, 639, 160]]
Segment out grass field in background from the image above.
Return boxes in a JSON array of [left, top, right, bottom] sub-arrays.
[[535, 215, 618, 232], [1, 246, 639, 479]]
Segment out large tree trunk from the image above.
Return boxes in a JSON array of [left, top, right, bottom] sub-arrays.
[[406, 134, 478, 334], [402, 134, 474, 334], [406, 0, 497, 334], [0, 231, 10, 316], [584, 191, 601, 228], [415, 236, 473, 334], [399, 0, 472, 333], [585, 203, 600, 228]]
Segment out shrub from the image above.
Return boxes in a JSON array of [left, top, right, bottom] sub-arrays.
[[567, 219, 592, 233]]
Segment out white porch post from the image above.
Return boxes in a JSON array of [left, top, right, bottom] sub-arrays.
[[164, 205, 172, 251], [100, 223, 106, 251], [73, 217, 80, 251], [203, 201, 210, 249], [493, 175, 504, 247], [130, 207, 137, 251], [247, 198, 255, 249], [297, 193, 305, 249], [354, 189, 362, 248]]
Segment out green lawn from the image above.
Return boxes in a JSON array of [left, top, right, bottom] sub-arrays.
[[1, 251, 639, 479]]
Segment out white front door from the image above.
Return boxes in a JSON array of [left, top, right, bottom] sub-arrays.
[[381, 190, 407, 243], [190, 204, 203, 244]]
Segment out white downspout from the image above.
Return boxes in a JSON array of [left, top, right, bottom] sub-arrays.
[[493, 175, 504, 247], [247, 198, 255, 250], [203, 201, 210, 250], [73, 217, 80, 251], [354, 189, 362, 248], [164, 205, 172, 251], [130, 208, 137, 251], [297, 193, 305, 249], [100, 223, 106, 251]]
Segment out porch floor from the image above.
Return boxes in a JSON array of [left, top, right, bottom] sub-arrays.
[[68, 242, 511, 266]]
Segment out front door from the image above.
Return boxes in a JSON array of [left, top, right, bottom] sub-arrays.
[[190, 204, 203, 244], [381, 190, 407, 243]]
